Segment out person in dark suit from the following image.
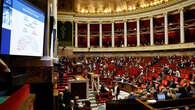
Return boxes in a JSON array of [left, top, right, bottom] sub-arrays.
[[63, 87, 73, 106], [58, 92, 65, 110], [169, 79, 177, 88], [100, 83, 108, 93], [65, 100, 79, 110], [113, 82, 120, 100], [0, 59, 12, 96]]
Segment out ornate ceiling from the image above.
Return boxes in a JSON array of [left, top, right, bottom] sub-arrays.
[[58, 0, 170, 14]]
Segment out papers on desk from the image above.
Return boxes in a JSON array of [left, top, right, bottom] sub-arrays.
[[146, 100, 157, 104], [76, 78, 80, 80], [77, 62, 82, 65]]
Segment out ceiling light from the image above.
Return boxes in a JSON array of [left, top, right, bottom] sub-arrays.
[[116, 8, 122, 12], [128, 7, 132, 11], [80, 9, 85, 13]]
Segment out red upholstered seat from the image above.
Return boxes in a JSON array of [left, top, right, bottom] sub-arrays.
[[162, 80, 168, 86], [168, 32, 176, 38], [127, 36, 136, 43], [108, 85, 113, 89], [129, 22, 136, 28], [90, 37, 98, 45], [102, 37, 108, 44], [189, 28, 195, 36], [83, 37, 87, 43], [84, 107, 92, 110], [179, 79, 189, 86], [140, 84, 146, 89], [63, 74, 67, 77]]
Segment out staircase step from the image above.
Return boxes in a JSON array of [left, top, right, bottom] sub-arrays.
[[89, 93, 94, 96], [89, 91, 94, 93], [90, 100, 96, 104], [89, 97, 95, 100], [91, 103, 98, 108], [92, 108, 98, 110]]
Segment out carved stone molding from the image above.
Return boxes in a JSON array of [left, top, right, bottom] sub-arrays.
[[58, 0, 195, 23], [72, 43, 195, 53]]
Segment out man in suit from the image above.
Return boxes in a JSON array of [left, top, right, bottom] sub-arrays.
[[0, 58, 12, 96], [58, 92, 65, 110], [100, 83, 108, 93], [65, 100, 79, 110], [113, 82, 120, 100], [63, 86, 73, 106]]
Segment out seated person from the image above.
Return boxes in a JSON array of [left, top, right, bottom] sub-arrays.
[[169, 79, 177, 88], [84, 100, 91, 108], [65, 100, 79, 110], [114, 75, 121, 81], [188, 81, 195, 96], [100, 83, 108, 93]]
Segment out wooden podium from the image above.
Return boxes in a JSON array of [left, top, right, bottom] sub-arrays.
[[68, 75, 89, 99]]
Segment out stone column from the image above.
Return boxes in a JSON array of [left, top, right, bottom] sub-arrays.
[[180, 8, 185, 43], [164, 12, 168, 44], [124, 21, 127, 47], [99, 23, 102, 48], [52, 0, 58, 57], [137, 19, 140, 46], [87, 23, 90, 48], [112, 22, 115, 48], [75, 22, 78, 47], [150, 17, 154, 45]]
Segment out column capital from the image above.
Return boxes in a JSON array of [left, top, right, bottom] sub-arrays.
[[111, 20, 115, 23], [178, 7, 184, 12], [163, 11, 168, 16], [149, 16, 153, 19], [123, 19, 127, 22], [74, 20, 78, 23], [73, 18, 78, 22], [136, 18, 140, 21], [99, 21, 103, 24]]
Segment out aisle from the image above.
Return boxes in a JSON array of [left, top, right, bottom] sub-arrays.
[[88, 88, 98, 110]]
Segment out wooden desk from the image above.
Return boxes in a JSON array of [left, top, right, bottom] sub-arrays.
[[68, 75, 89, 99], [74, 75, 88, 80], [113, 81, 138, 93], [136, 97, 195, 110]]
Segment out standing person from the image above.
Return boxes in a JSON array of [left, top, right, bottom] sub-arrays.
[[63, 86, 73, 106], [100, 82, 108, 93], [0, 58, 12, 96], [58, 92, 65, 110], [113, 83, 120, 100], [65, 100, 79, 110]]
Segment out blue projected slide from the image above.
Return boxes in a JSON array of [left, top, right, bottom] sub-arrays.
[[0, 0, 45, 56]]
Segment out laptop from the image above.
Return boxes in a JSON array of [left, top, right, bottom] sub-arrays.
[[176, 93, 182, 98], [157, 94, 166, 100]]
